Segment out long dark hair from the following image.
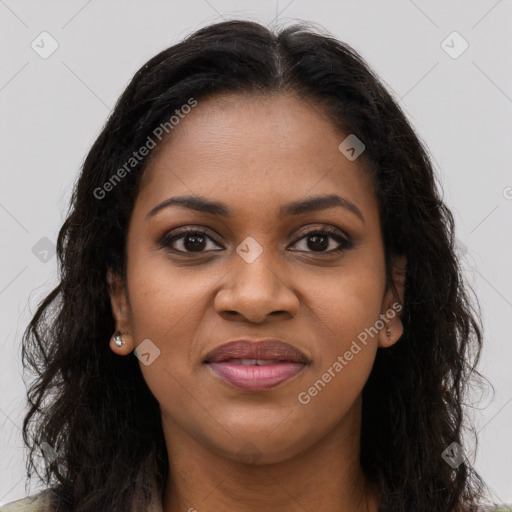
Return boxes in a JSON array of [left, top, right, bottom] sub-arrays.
[[21, 19, 487, 511]]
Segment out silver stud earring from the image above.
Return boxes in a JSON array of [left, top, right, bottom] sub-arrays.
[[114, 332, 125, 347], [386, 328, 391, 338]]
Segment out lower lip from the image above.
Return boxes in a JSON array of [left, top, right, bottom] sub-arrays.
[[206, 361, 305, 392]]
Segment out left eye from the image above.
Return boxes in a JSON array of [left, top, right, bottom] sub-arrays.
[[288, 229, 352, 253]]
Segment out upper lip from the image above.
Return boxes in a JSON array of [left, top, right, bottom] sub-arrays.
[[204, 339, 310, 364]]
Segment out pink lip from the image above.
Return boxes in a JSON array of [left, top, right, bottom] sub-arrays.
[[203, 339, 310, 392], [207, 361, 306, 392]]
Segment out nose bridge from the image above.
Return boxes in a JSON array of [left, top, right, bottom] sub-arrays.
[[236, 248, 280, 295], [214, 242, 299, 321]]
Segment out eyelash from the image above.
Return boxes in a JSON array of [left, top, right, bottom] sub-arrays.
[[157, 226, 354, 255]]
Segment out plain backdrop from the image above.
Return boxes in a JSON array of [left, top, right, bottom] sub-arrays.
[[1, 0, 511, 506]]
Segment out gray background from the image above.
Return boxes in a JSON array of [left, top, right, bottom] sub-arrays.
[[1, 0, 511, 505]]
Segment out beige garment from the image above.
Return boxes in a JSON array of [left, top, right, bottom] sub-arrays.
[[0, 484, 163, 512], [0, 485, 163, 512], [0, 452, 164, 512]]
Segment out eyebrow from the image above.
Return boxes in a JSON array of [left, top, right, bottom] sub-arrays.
[[146, 194, 365, 223]]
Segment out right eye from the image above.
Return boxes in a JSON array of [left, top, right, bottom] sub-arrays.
[[157, 228, 225, 254]]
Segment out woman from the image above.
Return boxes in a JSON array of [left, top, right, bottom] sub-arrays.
[[1, 19, 504, 512]]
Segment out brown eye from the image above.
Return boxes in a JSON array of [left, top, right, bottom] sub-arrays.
[[158, 229, 224, 253], [289, 228, 353, 254]]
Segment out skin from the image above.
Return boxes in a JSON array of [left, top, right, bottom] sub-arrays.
[[108, 92, 407, 512]]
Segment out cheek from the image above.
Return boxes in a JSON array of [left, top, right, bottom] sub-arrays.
[[307, 259, 385, 345], [124, 251, 215, 393], [126, 248, 209, 338], [295, 296, 380, 441], [298, 265, 384, 404]]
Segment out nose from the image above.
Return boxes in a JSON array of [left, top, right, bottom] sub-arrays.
[[214, 252, 300, 323]]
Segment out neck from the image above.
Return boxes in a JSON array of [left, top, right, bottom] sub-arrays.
[[161, 396, 381, 512]]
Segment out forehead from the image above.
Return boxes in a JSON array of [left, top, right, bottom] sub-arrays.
[[145, 92, 348, 167], [136, 92, 376, 221]]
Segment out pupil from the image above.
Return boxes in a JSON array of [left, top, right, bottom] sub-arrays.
[[184, 235, 205, 251], [307, 234, 328, 251]]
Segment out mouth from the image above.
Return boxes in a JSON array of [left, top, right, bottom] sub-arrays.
[[203, 339, 310, 392]]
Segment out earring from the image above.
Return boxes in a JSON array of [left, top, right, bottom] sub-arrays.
[[114, 332, 125, 347], [386, 327, 391, 338]]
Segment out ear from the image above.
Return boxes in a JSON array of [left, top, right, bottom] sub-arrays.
[[107, 268, 134, 355], [378, 254, 407, 348]]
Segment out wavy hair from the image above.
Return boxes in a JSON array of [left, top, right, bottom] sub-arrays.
[[21, 19, 487, 511]]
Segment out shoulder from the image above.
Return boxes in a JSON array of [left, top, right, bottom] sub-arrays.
[[0, 489, 54, 512]]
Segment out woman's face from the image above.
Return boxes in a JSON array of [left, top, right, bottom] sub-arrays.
[[109, 92, 405, 464]]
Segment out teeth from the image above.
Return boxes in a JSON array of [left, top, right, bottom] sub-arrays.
[[240, 359, 257, 365]]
